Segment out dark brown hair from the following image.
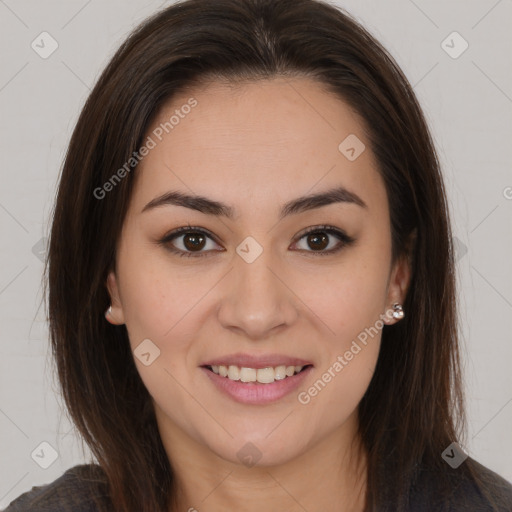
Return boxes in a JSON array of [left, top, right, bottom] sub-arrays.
[[46, 0, 501, 510]]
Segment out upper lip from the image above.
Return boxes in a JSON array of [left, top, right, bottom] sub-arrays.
[[201, 353, 313, 369]]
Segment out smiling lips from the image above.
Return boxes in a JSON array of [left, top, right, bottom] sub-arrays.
[[208, 364, 306, 384], [202, 353, 312, 384], [201, 363, 313, 405]]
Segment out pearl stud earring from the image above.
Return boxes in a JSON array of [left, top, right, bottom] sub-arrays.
[[392, 303, 404, 320]]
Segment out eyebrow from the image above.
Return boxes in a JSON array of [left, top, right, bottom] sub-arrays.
[[141, 185, 367, 220]]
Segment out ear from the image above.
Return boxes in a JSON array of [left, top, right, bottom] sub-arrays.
[[105, 270, 126, 325], [383, 230, 415, 325]]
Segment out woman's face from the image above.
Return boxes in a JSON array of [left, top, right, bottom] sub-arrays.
[[107, 77, 410, 467]]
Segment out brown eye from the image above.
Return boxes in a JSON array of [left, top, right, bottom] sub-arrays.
[[306, 232, 329, 251], [182, 232, 206, 251], [292, 225, 355, 255], [160, 225, 354, 259], [159, 226, 223, 258]]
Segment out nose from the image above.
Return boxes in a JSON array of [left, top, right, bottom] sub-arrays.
[[217, 247, 299, 340]]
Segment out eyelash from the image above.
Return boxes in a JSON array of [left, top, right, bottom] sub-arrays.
[[158, 224, 355, 259]]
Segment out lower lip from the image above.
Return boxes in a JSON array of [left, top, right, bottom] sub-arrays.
[[201, 366, 313, 405]]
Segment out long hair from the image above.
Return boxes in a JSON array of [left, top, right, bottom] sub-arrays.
[[46, 0, 492, 510]]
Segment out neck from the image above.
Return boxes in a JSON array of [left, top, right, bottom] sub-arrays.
[[158, 411, 368, 512]]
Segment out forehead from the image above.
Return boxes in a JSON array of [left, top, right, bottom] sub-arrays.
[[131, 77, 386, 216]]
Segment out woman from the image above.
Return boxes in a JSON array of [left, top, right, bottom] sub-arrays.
[[4, 0, 511, 511]]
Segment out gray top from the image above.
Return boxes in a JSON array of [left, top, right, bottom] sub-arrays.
[[3, 458, 512, 511]]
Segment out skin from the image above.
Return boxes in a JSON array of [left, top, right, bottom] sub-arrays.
[[106, 77, 411, 512]]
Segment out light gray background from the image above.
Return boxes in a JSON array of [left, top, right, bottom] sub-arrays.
[[0, 0, 511, 507]]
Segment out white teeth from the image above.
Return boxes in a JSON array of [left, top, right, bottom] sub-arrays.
[[256, 367, 275, 384], [210, 364, 305, 383], [228, 365, 240, 380], [240, 367, 257, 382], [274, 365, 287, 380]]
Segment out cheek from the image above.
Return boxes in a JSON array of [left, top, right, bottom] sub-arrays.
[[116, 243, 206, 350], [115, 249, 206, 425], [300, 256, 389, 336], [294, 250, 388, 413], [297, 318, 382, 421]]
